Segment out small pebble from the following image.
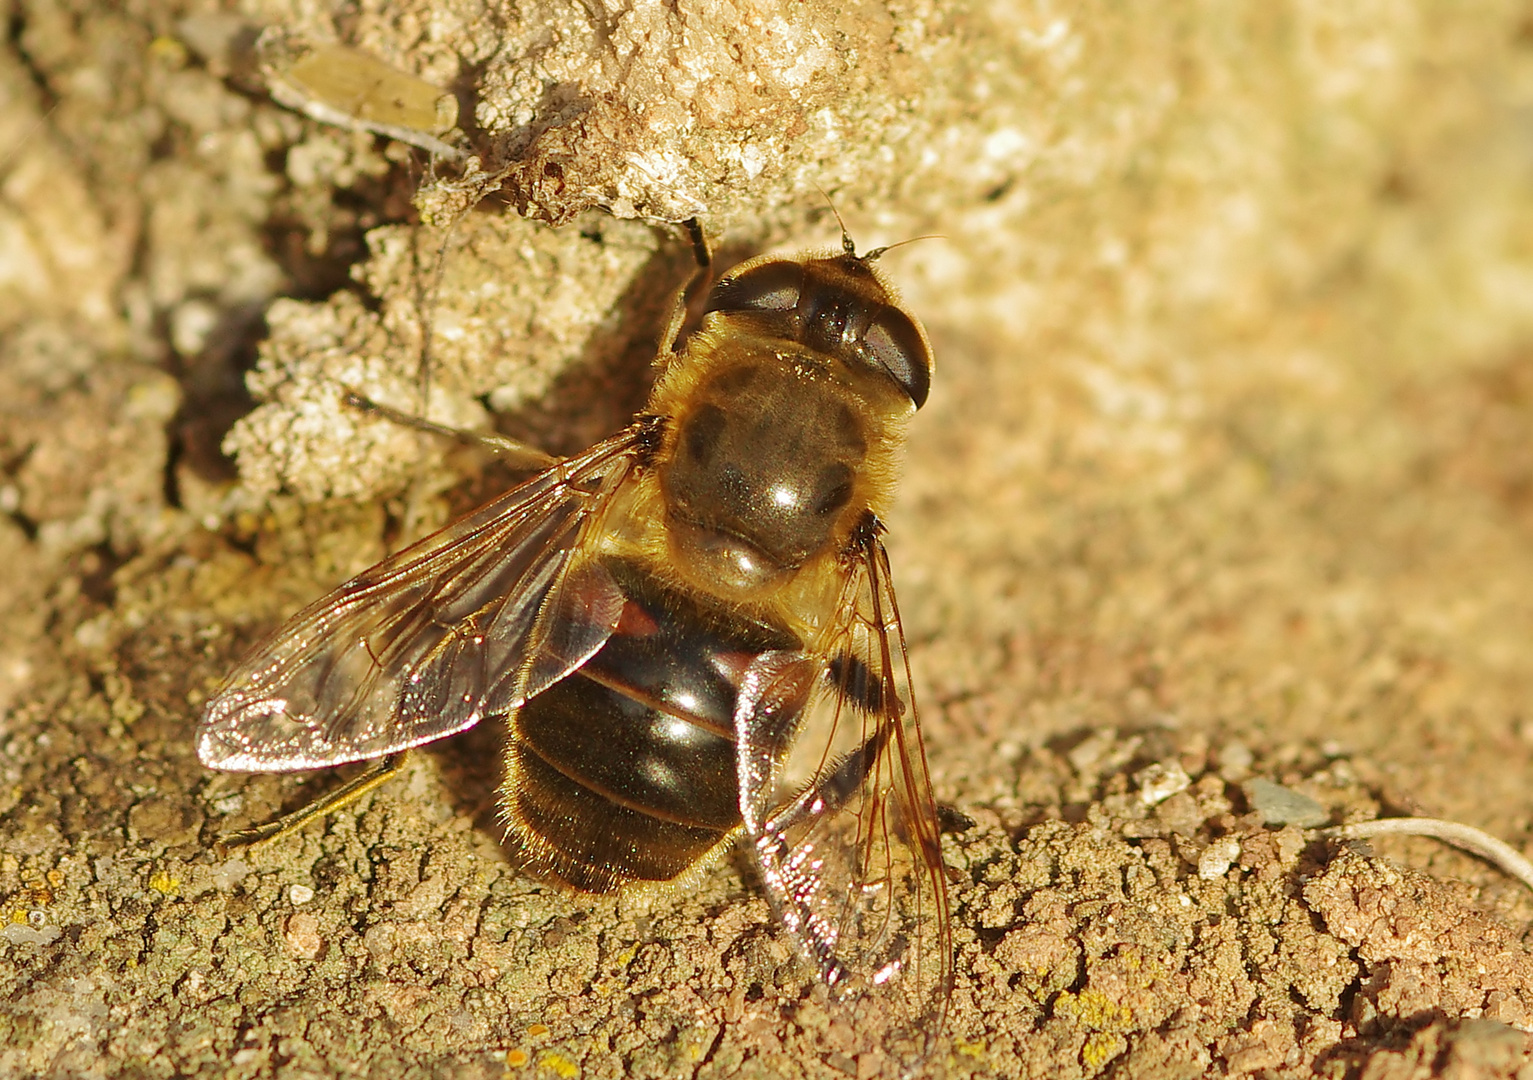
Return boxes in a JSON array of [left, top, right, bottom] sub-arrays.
[[1198, 835, 1242, 879], [210, 858, 251, 891], [1136, 761, 1191, 806], [3, 923, 61, 946], [1217, 740, 1254, 780], [1067, 731, 1116, 774], [289, 884, 315, 906], [284, 912, 324, 959], [1243, 778, 1327, 828]]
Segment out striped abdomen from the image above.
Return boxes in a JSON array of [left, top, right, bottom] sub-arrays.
[[501, 558, 812, 893]]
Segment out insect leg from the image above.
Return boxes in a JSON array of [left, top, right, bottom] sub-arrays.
[[765, 726, 891, 836], [216, 752, 411, 854], [659, 218, 715, 357], [342, 389, 557, 470]]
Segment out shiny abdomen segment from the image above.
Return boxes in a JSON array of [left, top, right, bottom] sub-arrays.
[[502, 558, 803, 893]]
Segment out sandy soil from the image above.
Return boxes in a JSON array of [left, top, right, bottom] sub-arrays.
[[3, 0, 1533, 1077]]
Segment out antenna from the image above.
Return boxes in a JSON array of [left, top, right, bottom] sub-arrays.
[[811, 185, 944, 262], [863, 234, 945, 262], [813, 184, 858, 256]]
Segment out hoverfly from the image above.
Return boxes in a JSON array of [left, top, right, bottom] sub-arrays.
[[198, 224, 953, 1045]]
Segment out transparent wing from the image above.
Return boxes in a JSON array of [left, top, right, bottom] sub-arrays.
[[736, 519, 953, 1050], [198, 426, 646, 771]]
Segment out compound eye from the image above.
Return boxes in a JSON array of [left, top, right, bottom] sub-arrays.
[[705, 259, 804, 317], [861, 307, 932, 409]]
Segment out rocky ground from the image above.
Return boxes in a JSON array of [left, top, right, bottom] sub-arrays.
[[3, 0, 1533, 1077]]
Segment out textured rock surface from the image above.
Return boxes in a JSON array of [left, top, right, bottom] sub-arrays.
[[2, 0, 1532, 1077]]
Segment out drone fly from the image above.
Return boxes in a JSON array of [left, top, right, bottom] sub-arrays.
[[198, 226, 953, 1044]]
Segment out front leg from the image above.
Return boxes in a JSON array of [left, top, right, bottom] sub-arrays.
[[342, 388, 557, 471]]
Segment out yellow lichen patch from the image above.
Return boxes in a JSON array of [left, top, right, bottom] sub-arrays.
[[147, 870, 180, 897], [1051, 942, 1175, 1044], [1081, 1031, 1128, 1070], [536, 1051, 579, 1078], [1053, 988, 1133, 1032]]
